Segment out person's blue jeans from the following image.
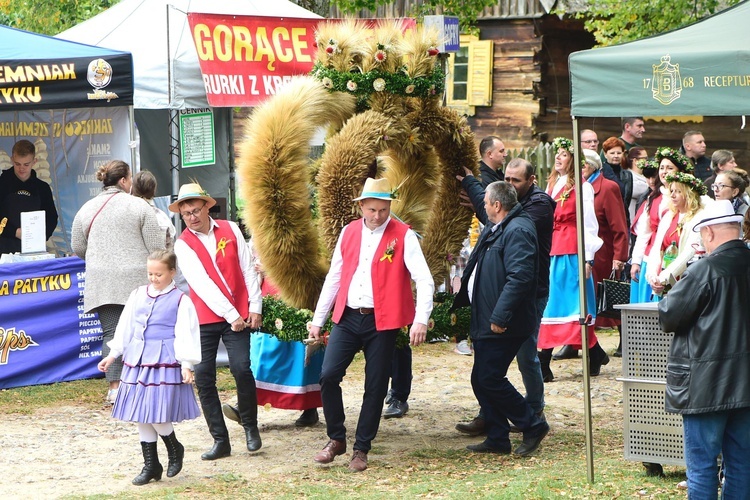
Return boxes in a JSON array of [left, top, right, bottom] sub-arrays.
[[515, 296, 547, 413], [682, 407, 750, 499]]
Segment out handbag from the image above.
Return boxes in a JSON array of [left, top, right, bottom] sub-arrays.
[[596, 270, 630, 319]]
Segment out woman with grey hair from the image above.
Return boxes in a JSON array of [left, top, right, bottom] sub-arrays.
[[72, 160, 166, 404], [582, 149, 629, 355]]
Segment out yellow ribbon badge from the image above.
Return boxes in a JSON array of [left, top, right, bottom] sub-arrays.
[[216, 237, 229, 258], [379, 238, 397, 263]]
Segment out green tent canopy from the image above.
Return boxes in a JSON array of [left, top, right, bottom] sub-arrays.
[[570, 0, 750, 117]]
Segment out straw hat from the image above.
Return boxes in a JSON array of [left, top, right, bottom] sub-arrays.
[[168, 182, 217, 213], [692, 199, 743, 231], [353, 177, 395, 201]]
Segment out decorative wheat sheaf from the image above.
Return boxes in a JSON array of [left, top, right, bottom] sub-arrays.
[[237, 21, 478, 312]]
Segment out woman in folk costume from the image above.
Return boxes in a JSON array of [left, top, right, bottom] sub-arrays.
[[630, 148, 696, 302], [537, 138, 606, 382], [99, 249, 201, 486], [646, 171, 710, 297], [580, 150, 629, 358]]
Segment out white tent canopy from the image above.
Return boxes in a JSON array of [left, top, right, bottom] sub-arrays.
[[57, 0, 321, 110]]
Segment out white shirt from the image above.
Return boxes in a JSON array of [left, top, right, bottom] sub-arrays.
[[174, 218, 262, 324], [312, 217, 434, 327], [550, 175, 602, 260], [107, 282, 202, 370]]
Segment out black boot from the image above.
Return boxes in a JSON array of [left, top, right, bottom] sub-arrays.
[[553, 345, 579, 360], [589, 342, 610, 376], [132, 441, 163, 486], [613, 325, 622, 357], [538, 349, 554, 383], [201, 404, 231, 460], [160, 431, 185, 478]]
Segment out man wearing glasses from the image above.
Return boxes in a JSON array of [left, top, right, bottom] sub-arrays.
[[170, 183, 263, 461], [580, 129, 599, 151]]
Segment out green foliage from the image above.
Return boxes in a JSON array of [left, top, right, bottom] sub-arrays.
[[571, 0, 742, 47], [330, 0, 497, 33], [0, 0, 116, 36], [260, 292, 470, 346]]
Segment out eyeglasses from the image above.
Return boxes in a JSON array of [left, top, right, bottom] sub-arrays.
[[180, 206, 204, 219], [711, 183, 730, 191], [581, 140, 599, 144]]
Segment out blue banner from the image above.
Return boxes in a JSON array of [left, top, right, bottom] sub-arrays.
[[0, 256, 103, 389]]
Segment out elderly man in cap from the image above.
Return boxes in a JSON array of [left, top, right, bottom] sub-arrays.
[[171, 183, 263, 460], [308, 177, 434, 472], [658, 199, 750, 498]]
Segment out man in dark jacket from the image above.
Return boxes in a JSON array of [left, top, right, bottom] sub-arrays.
[[478, 136, 507, 188], [453, 181, 549, 456], [658, 199, 750, 498], [0, 140, 58, 254], [455, 160, 555, 436]]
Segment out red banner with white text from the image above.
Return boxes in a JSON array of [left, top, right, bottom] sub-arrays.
[[187, 14, 417, 107], [188, 14, 319, 107]]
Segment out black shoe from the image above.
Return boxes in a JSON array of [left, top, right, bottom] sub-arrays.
[[383, 399, 409, 419], [295, 408, 320, 427], [466, 440, 511, 454], [613, 344, 622, 358], [384, 389, 394, 406], [455, 416, 486, 436], [201, 440, 231, 460], [514, 421, 550, 456], [509, 410, 545, 434], [643, 462, 665, 477], [222, 403, 241, 425], [590, 343, 610, 376], [553, 345, 579, 360], [245, 426, 262, 452]]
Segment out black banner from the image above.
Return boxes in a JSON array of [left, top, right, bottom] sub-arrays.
[[0, 54, 133, 110]]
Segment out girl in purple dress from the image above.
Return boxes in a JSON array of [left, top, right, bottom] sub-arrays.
[[98, 250, 201, 486]]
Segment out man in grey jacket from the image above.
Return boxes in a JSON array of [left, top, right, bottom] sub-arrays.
[[658, 199, 750, 499]]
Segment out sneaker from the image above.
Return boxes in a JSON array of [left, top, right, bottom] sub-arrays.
[[105, 389, 117, 405], [454, 340, 472, 355]]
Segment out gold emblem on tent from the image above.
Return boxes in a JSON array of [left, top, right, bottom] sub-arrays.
[[652, 55, 683, 105]]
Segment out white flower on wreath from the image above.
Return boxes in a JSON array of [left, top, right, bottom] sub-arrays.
[[450, 313, 457, 326], [322, 77, 333, 89], [427, 318, 435, 331], [374, 49, 387, 63], [373, 78, 386, 92], [275, 318, 284, 330], [346, 80, 358, 92], [405, 84, 416, 94], [306, 321, 313, 332]]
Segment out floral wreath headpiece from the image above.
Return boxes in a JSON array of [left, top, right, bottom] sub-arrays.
[[552, 137, 573, 154], [637, 158, 659, 177], [655, 147, 693, 173], [664, 171, 708, 196]]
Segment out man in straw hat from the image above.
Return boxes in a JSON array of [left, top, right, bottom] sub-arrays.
[[658, 199, 750, 498], [308, 177, 434, 472], [171, 183, 263, 460]]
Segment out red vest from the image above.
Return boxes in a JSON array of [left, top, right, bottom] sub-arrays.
[[179, 220, 249, 325], [332, 219, 415, 331], [548, 187, 579, 256], [644, 192, 665, 256]]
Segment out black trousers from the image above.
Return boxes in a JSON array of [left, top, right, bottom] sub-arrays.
[[194, 322, 258, 444], [472, 336, 540, 449], [389, 344, 412, 403], [319, 307, 397, 452]]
